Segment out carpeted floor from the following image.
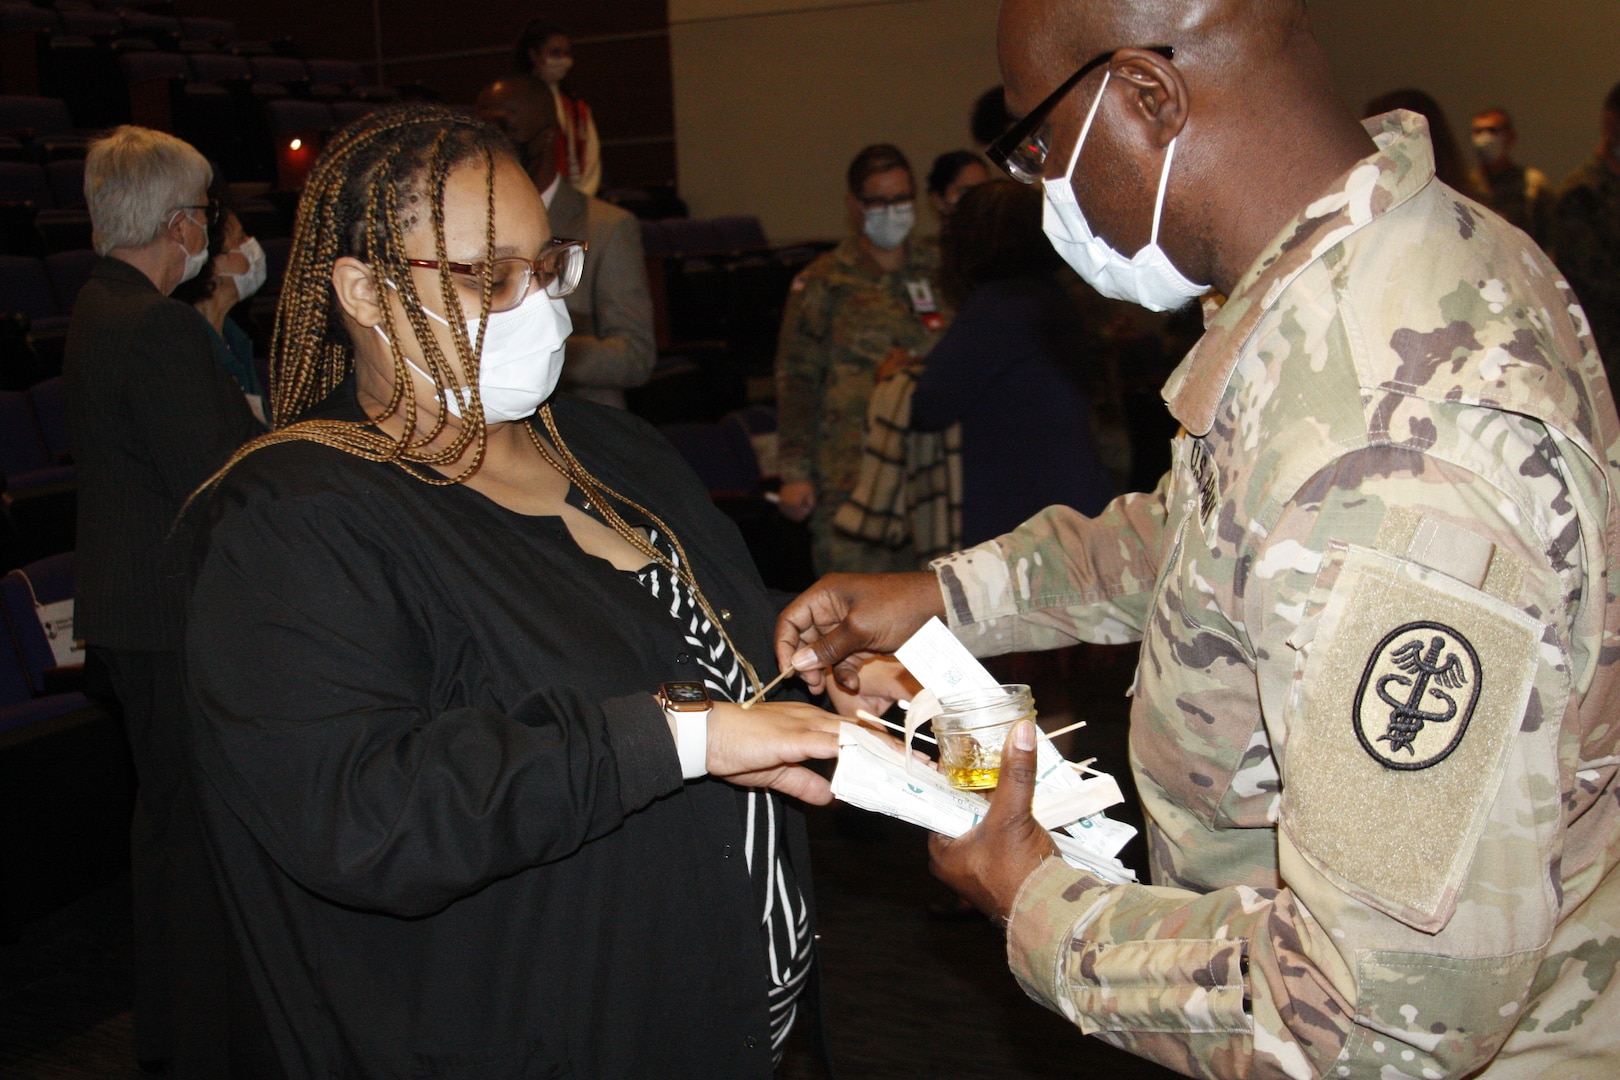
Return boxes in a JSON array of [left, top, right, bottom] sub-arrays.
[[1, 644, 1178, 1079]]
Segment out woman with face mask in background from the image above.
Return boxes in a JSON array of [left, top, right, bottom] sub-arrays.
[[774, 143, 949, 574], [172, 199, 270, 425], [183, 106, 845, 1078], [514, 19, 601, 196]]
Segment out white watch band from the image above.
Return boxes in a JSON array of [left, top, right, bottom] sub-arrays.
[[672, 708, 710, 779]]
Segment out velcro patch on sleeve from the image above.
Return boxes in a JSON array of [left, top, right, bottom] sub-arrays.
[[1280, 543, 1541, 933]]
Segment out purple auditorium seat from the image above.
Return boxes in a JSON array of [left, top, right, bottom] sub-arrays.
[[25, 376, 67, 464], [0, 551, 77, 694], [0, 255, 60, 321], [330, 100, 380, 128], [263, 99, 331, 136], [0, 388, 69, 490], [639, 220, 674, 256], [44, 159, 84, 208], [58, 10, 120, 38], [179, 16, 238, 44], [0, 557, 87, 735], [0, 96, 76, 140], [43, 248, 94, 311], [0, 161, 53, 207], [250, 56, 308, 88], [306, 58, 364, 87], [119, 51, 189, 84], [119, 10, 180, 45], [188, 52, 250, 84], [710, 215, 768, 251], [0, 4, 59, 33]]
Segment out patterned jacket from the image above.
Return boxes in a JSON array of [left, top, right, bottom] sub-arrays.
[[775, 236, 945, 506], [930, 111, 1620, 1077]]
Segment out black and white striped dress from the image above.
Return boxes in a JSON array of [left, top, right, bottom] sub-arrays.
[[630, 527, 815, 1060]]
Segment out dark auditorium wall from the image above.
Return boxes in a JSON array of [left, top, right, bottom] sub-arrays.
[[171, 1, 677, 190]]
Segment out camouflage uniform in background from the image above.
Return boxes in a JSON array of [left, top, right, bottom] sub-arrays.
[[930, 111, 1620, 1077], [1466, 161, 1554, 246], [1550, 153, 1620, 387], [775, 237, 945, 575]]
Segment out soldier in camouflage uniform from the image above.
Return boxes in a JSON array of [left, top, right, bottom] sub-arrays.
[[775, 145, 947, 575], [1549, 81, 1620, 388], [777, 1, 1620, 1075]]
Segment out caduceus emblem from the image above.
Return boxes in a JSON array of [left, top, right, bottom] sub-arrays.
[[1354, 621, 1481, 771], [1374, 636, 1468, 754]]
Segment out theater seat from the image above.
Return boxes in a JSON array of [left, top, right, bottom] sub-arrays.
[[0, 551, 79, 694]]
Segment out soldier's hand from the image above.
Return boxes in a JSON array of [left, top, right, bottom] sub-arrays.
[[775, 572, 945, 694], [777, 481, 816, 523], [927, 721, 1058, 923], [874, 346, 918, 383]]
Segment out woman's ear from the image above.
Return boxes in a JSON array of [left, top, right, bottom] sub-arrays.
[[1112, 48, 1190, 149], [332, 256, 384, 328]]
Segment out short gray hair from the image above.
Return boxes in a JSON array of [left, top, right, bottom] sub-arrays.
[[85, 126, 212, 256]]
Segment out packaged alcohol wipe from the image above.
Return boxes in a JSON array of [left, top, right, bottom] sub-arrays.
[[830, 723, 1137, 884]]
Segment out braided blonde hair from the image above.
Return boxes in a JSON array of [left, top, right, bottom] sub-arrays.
[[202, 104, 515, 491]]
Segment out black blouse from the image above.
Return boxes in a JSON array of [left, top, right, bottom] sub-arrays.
[[183, 388, 814, 1079]]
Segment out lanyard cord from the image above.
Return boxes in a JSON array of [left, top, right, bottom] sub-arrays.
[[526, 406, 765, 698]]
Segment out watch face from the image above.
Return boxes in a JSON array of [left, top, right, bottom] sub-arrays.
[[661, 681, 710, 706]]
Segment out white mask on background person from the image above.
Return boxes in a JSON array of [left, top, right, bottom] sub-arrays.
[[374, 284, 573, 423], [863, 202, 915, 251], [1471, 131, 1506, 166], [218, 236, 268, 300], [174, 210, 209, 285], [540, 56, 573, 85], [1041, 70, 1208, 313]]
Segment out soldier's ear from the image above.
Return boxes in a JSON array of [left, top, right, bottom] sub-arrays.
[[1111, 48, 1189, 150]]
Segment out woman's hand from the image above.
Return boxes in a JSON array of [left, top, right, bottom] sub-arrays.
[[705, 701, 842, 804]]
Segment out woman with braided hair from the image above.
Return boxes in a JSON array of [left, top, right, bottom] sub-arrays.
[[183, 105, 839, 1078]]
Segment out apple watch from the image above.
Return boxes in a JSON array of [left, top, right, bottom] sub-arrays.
[[658, 681, 712, 779]]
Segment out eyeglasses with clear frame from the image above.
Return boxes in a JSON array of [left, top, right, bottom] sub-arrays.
[[986, 45, 1175, 184], [173, 200, 222, 227], [405, 236, 589, 312]]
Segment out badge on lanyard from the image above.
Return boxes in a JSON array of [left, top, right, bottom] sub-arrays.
[[906, 279, 943, 331]]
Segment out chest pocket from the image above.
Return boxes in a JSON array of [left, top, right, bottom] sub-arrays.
[[1130, 440, 1266, 831]]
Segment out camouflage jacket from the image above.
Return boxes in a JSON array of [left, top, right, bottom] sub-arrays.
[[932, 112, 1620, 1077], [774, 236, 945, 501], [1550, 153, 1620, 380]]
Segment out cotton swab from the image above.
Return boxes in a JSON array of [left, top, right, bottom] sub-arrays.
[[854, 709, 938, 745], [740, 668, 793, 710]]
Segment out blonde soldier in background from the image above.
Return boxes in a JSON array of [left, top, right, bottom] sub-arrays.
[[775, 144, 947, 574], [776, 0, 1620, 1075]]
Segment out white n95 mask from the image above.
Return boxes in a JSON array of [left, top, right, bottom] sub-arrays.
[[375, 284, 572, 423], [1041, 69, 1208, 313]]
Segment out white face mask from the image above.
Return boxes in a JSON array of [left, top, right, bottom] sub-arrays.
[[375, 284, 573, 424], [174, 210, 209, 285], [863, 202, 915, 251], [1471, 131, 1506, 166], [219, 236, 267, 300], [540, 55, 573, 85], [1041, 70, 1208, 313]]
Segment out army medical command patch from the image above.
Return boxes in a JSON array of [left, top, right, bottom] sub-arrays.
[[1282, 544, 1541, 932], [1354, 622, 1481, 770]]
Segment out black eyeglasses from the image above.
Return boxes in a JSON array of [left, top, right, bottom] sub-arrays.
[[856, 193, 915, 210], [986, 45, 1174, 184], [405, 236, 589, 311]]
